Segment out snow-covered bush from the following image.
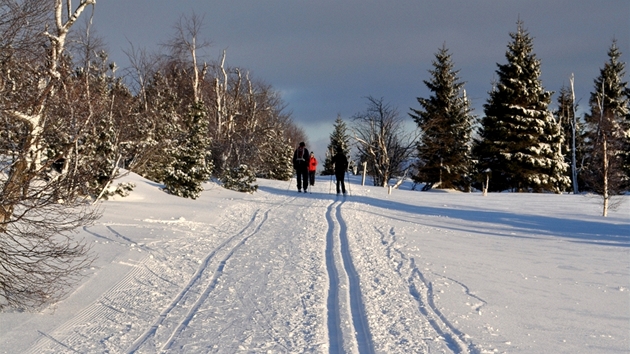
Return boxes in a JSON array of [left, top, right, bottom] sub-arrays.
[[222, 164, 258, 193], [111, 182, 136, 198]]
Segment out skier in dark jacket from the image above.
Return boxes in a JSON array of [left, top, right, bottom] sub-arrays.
[[332, 147, 348, 195], [293, 142, 310, 192]]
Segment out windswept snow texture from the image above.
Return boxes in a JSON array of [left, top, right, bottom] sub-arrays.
[[0, 173, 628, 353]]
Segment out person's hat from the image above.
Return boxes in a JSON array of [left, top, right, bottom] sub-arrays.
[[299, 142, 305, 147]]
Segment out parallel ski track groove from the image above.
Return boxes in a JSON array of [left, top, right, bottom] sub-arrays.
[[335, 201, 374, 354], [125, 207, 270, 354], [325, 199, 375, 354], [325, 201, 343, 353], [160, 209, 271, 352]]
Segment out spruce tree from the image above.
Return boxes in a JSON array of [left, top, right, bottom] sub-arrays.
[[222, 164, 258, 193], [583, 40, 630, 196], [473, 21, 569, 192], [163, 101, 213, 199], [323, 115, 351, 175], [140, 71, 181, 183], [410, 45, 474, 191], [259, 128, 293, 181]]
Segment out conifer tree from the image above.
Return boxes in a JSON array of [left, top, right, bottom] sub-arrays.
[[410, 45, 474, 191], [259, 128, 293, 181], [323, 115, 351, 175], [582, 40, 630, 213], [473, 21, 569, 192], [163, 101, 213, 199], [222, 164, 258, 193], [139, 71, 182, 183]]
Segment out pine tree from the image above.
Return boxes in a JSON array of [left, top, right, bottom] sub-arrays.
[[410, 45, 474, 191], [473, 21, 569, 192], [582, 40, 630, 209], [323, 115, 351, 175], [163, 101, 213, 199]]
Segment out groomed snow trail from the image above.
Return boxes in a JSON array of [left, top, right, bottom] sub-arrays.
[[126, 208, 272, 353], [23, 178, 488, 353], [325, 199, 374, 353]]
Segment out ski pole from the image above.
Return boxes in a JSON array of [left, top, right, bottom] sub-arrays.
[[346, 170, 352, 196], [329, 174, 333, 194]]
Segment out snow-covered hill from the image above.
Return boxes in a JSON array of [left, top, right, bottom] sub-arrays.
[[1, 172, 628, 353]]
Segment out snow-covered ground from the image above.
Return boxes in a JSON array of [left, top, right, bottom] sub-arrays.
[[0, 172, 628, 353]]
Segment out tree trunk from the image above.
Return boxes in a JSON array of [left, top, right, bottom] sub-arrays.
[[602, 136, 609, 217], [570, 74, 579, 194]]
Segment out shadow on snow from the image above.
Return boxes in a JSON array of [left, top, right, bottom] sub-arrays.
[[257, 184, 630, 248]]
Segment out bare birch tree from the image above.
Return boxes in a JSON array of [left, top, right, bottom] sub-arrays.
[[584, 41, 629, 217], [163, 12, 209, 103], [352, 96, 418, 187], [0, 0, 98, 310]]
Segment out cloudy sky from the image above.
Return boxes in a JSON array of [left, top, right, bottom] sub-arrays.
[[92, 0, 629, 155]]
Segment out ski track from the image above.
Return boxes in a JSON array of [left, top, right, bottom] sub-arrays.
[[336, 201, 375, 354], [326, 199, 375, 354], [325, 201, 344, 353], [379, 226, 482, 354], [125, 208, 271, 353], [25, 196, 292, 354], [21, 183, 504, 354], [159, 210, 270, 352]]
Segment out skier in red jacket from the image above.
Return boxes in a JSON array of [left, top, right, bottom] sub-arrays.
[[308, 152, 317, 186]]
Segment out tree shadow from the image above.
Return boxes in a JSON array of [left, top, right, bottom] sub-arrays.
[[257, 185, 630, 248]]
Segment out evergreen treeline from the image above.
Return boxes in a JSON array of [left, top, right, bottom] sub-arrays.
[[403, 21, 629, 200]]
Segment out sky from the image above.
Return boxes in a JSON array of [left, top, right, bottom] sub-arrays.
[[0, 172, 627, 353], [92, 1, 630, 157]]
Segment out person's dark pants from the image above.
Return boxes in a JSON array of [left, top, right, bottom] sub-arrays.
[[308, 171, 316, 186], [296, 168, 309, 191], [335, 172, 346, 194]]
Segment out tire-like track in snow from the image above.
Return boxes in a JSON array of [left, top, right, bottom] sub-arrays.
[[325, 199, 374, 354]]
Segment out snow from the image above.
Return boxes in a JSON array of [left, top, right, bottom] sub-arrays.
[[0, 172, 628, 353]]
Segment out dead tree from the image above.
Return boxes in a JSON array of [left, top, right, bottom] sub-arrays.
[[352, 96, 417, 187]]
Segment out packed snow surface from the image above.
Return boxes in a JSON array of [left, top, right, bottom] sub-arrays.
[[0, 172, 628, 353]]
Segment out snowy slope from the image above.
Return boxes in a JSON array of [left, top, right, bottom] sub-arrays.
[[0, 172, 628, 353]]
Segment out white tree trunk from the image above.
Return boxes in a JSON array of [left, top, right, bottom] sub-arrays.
[[569, 74, 579, 194], [602, 136, 609, 217]]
